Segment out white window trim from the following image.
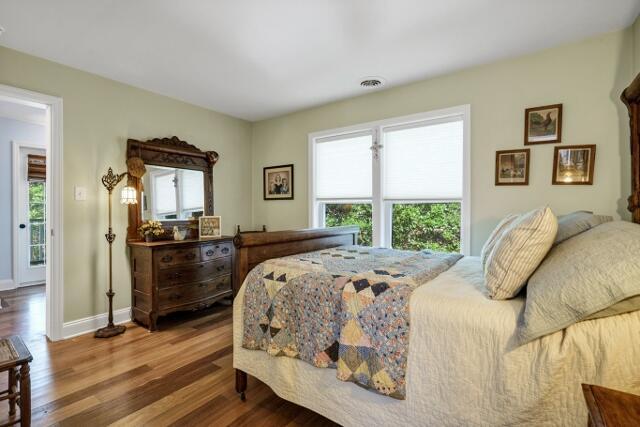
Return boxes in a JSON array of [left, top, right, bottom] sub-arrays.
[[308, 105, 471, 255]]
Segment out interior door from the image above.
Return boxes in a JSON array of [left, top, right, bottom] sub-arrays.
[[17, 147, 46, 286]]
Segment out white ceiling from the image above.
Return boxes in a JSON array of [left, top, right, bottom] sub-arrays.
[[0, 1, 638, 121]]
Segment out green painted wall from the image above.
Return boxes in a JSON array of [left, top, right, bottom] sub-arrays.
[[635, 14, 640, 74], [0, 46, 253, 322], [250, 29, 634, 255]]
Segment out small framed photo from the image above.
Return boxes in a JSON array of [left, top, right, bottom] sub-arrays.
[[552, 145, 596, 185], [263, 164, 294, 200], [524, 104, 562, 145], [495, 149, 530, 186], [199, 215, 221, 238]]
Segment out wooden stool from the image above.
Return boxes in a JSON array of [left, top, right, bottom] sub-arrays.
[[0, 336, 32, 427]]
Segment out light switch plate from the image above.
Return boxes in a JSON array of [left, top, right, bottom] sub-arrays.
[[74, 186, 87, 201]]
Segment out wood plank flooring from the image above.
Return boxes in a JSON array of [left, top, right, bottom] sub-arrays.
[[0, 286, 338, 427]]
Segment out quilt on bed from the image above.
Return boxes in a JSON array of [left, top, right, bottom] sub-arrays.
[[242, 246, 462, 399]]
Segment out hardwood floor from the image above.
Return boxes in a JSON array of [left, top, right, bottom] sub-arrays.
[[0, 286, 338, 426]]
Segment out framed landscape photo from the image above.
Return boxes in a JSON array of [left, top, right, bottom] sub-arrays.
[[263, 164, 294, 200], [524, 104, 562, 145], [199, 215, 222, 238], [552, 144, 596, 185], [495, 149, 530, 186]]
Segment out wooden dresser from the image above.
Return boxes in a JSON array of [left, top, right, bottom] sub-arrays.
[[128, 237, 234, 331]]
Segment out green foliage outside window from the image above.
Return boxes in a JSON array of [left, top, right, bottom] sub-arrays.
[[325, 204, 373, 246], [324, 202, 460, 253]]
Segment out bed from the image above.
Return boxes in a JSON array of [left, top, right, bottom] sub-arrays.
[[231, 75, 640, 426]]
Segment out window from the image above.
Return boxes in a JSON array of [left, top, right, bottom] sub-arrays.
[[29, 181, 46, 266], [309, 106, 470, 254]]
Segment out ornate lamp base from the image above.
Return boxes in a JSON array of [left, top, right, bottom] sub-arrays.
[[95, 324, 126, 338]]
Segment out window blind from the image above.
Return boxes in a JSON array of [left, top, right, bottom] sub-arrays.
[[180, 169, 204, 210], [315, 132, 372, 199], [154, 173, 176, 214], [383, 118, 463, 200]]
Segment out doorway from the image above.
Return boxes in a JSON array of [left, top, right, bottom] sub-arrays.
[[0, 84, 63, 341]]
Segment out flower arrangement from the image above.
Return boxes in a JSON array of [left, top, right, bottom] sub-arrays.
[[138, 220, 165, 242]]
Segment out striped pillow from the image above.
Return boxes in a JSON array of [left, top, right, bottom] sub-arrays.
[[485, 207, 558, 300], [480, 214, 519, 272]]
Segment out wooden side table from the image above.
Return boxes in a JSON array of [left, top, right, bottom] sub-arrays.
[[0, 336, 33, 427], [582, 384, 640, 426]]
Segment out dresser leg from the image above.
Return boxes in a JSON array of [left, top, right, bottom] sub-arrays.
[[235, 369, 247, 401], [148, 312, 158, 331], [19, 363, 30, 427]]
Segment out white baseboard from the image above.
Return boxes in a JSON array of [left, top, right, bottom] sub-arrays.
[[62, 307, 132, 339], [0, 279, 15, 291]]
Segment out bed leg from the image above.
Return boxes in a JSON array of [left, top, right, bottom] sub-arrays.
[[235, 369, 247, 401]]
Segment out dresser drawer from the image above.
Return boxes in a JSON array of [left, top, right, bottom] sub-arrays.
[[157, 256, 232, 287], [201, 242, 232, 261], [159, 275, 231, 309], [156, 246, 201, 268]]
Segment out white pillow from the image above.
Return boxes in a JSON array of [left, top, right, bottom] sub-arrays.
[[480, 214, 519, 272], [485, 207, 557, 300]]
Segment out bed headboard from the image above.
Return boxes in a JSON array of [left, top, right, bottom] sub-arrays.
[[622, 72, 640, 224], [232, 226, 360, 296]]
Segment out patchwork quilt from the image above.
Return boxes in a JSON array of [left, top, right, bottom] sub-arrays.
[[242, 246, 462, 399]]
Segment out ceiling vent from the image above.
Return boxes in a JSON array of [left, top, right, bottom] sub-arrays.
[[360, 77, 386, 89]]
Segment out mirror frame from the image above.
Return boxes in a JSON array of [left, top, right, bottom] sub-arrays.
[[126, 136, 218, 241]]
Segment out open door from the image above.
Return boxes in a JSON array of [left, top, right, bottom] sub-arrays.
[[16, 147, 46, 286]]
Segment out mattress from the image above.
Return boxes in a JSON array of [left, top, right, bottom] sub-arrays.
[[233, 256, 640, 426]]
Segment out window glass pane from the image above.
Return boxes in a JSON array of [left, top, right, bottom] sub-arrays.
[[30, 223, 45, 245], [325, 203, 372, 246], [391, 202, 461, 252], [29, 182, 45, 204], [30, 244, 46, 266], [383, 120, 463, 199], [316, 134, 372, 199]]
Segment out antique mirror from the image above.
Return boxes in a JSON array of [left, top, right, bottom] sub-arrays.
[[126, 136, 218, 241]]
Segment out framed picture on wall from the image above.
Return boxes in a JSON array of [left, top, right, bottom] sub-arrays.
[[199, 215, 222, 238], [552, 145, 596, 185], [495, 149, 530, 186], [263, 164, 294, 200], [524, 104, 562, 145]]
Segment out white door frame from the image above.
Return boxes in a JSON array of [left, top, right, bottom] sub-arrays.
[[1, 84, 64, 341], [12, 142, 46, 287]]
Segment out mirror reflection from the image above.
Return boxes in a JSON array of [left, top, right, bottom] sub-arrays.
[[141, 165, 204, 221]]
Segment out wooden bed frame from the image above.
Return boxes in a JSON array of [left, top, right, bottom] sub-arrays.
[[233, 72, 640, 401]]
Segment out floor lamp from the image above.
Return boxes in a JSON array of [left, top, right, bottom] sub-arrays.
[[95, 157, 145, 338]]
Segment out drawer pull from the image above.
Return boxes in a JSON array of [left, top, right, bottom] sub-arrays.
[[185, 253, 197, 260], [198, 283, 205, 288], [216, 265, 226, 272], [169, 293, 181, 301], [221, 247, 230, 254], [161, 255, 173, 263], [206, 249, 215, 257], [169, 272, 183, 279]]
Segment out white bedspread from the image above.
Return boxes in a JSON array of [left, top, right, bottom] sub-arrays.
[[233, 256, 640, 426]]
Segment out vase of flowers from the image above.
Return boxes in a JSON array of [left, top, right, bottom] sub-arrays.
[[138, 220, 165, 242]]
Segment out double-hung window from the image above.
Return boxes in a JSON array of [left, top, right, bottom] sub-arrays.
[[309, 105, 470, 254]]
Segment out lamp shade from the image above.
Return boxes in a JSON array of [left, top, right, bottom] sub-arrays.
[[120, 186, 137, 204]]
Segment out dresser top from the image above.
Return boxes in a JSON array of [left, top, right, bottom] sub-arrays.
[[127, 236, 233, 247]]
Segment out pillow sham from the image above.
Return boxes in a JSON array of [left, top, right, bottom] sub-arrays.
[[516, 221, 640, 345], [485, 207, 557, 300], [480, 214, 519, 271], [554, 210, 613, 245]]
